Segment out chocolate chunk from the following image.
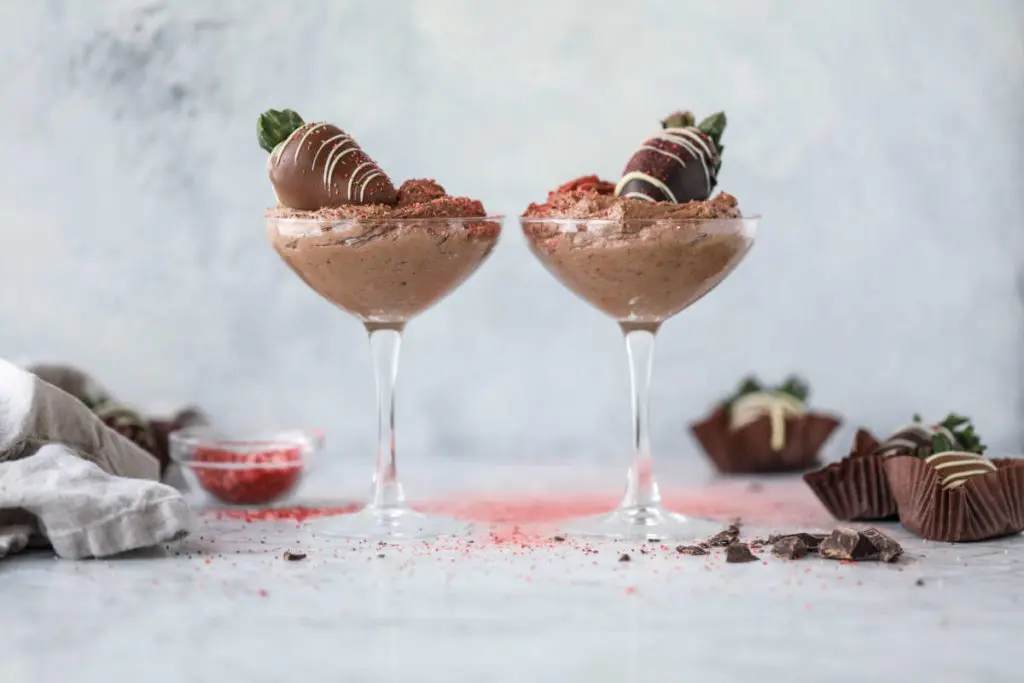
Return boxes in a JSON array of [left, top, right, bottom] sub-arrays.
[[267, 121, 397, 210], [771, 536, 808, 559], [725, 542, 757, 563], [704, 524, 741, 548], [859, 528, 903, 562], [618, 553, 631, 562], [675, 545, 707, 556], [283, 551, 306, 561], [767, 532, 827, 551], [819, 528, 902, 563]]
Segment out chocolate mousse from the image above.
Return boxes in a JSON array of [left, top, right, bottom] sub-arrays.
[[521, 109, 750, 327], [259, 109, 500, 326]]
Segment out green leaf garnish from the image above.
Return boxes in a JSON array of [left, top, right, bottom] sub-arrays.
[[776, 375, 809, 403], [257, 108, 304, 153], [911, 412, 987, 455], [697, 111, 727, 148], [725, 374, 809, 408], [661, 110, 696, 129]]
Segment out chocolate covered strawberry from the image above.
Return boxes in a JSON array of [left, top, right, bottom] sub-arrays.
[[257, 108, 398, 211], [614, 110, 726, 204]]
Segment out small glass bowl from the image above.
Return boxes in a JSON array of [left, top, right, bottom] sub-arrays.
[[169, 426, 324, 507]]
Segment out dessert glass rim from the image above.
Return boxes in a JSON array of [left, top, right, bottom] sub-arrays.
[[266, 214, 506, 226], [519, 214, 760, 228]]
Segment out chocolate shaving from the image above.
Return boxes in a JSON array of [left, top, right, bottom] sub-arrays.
[[283, 551, 306, 561], [725, 542, 758, 563], [818, 528, 902, 563], [552, 535, 566, 542]]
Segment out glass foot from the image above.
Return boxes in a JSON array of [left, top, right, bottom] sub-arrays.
[[560, 505, 722, 542], [304, 505, 470, 541]]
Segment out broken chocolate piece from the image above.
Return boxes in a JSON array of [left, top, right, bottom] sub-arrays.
[[283, 551, 306, 561], [725, 542, 757, 563], [771, 536, 808, 559], [675, 545, 707, 556], [819, 527, 902, 563], [704, 524, 741, 547], [767, 532, 827, 551], [859, 528, 904, 562]]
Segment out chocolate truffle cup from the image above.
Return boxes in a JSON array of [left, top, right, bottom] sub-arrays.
[[883, 455, 1024, 542], [691, 405, 840, 474], [804, 429, 898, 521], [267, 215, 503, 540], [520, 216, 758, 541]]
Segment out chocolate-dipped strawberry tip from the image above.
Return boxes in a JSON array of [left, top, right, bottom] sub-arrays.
[[875, 413, 987, 459], [912, 416, 995, 490], [615, 108, 727, 205], [257, 108, 398, 211]]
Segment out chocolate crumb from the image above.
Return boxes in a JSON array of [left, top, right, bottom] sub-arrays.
[[377, 553, 386, 559], [676, 545, 707, 556], [819, 527, 902, 563], [552, 535, 566, 542], [283, 551, 306, 562], [725, 542, 757, 563], [915, 578, 925, 586], [619, 553, 631, 562], [771, 536, 808, 560]]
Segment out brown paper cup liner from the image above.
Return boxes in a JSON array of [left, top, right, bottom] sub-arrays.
[[690, 406, 840, 474], [884, 456, 1024, 542], [803, 429, 896, 521]]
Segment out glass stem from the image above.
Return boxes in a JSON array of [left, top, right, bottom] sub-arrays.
[[619, 326, 660, 510], [368, 324, 405, 510]]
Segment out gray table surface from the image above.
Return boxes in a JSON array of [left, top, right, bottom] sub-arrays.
[[1, 459, 1022, 683]]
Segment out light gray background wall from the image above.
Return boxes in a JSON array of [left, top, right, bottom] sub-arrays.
[[1, 0, 1022, 467]]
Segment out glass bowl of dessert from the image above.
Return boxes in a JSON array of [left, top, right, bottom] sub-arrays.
[[170, 426, 324, 507], [258, 108, 502, 539], [521, 109, 758, 541]]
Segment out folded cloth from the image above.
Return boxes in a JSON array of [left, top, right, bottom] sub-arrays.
[[28, 362, 207, 475], [0, 359, 190, 559]]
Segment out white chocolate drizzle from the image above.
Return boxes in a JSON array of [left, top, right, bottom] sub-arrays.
[[347, 161, 377, 202], [615, 171, 677, 203], [311, 133, 352, 169], [292, 123, 330, 164], [359, 171, 383, 202], [730, 391, 805, 451], [323, 145, 358, 192]]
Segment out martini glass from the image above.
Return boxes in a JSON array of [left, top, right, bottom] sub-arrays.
[[520, 215, 757, 540], [267, 215, 503, 539]]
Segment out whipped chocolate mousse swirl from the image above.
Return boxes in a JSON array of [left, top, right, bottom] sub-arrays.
[[258, 108, 398, 211], [615, 110, 726, 204]]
